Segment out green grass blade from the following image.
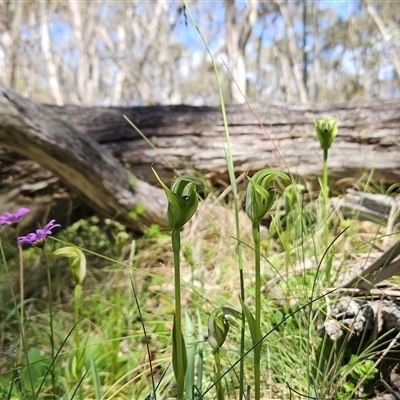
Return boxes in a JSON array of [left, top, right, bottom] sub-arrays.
[[185, 309, 195, 400], [89, 352, 101, 400]]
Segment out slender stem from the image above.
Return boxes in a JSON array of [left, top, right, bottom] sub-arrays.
[[18, 246, 35, 397], [322, 149, 328, 231], [74, 284, 81, 348], [252, 222, 261, 400], [43, 249, 56, 398], [18, 246, 24, 363], [172, 229, 184, 399], [181, 4, 245, 395], [322, 149, 331, 281], [74, 283, 84, 400], [196, 309, 203, 395], [236, 202, 246, 400], [213, 350, 224, 400]]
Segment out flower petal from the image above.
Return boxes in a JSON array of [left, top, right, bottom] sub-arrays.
[[17, 219, 60, 248]]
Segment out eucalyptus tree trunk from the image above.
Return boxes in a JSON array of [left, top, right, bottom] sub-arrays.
[[367, 3, 400, 84], [38, 1, 64, 105], [0, 0, 24, 89], [225, 0, 257, 103], [272, 0, 309, 102]]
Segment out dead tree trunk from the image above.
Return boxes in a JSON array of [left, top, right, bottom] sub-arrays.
[[1, 84, 400, 233], [0, 85, 167, 234]]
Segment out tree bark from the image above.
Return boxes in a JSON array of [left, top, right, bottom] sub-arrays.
[[225, 0, 257, 103], [0, 85, 167, 234], [273, 0, 309, 102], [0, 0, 24, 89], [1, 84, 400, 232], [39, 1, 64, 105], [367, 3, 400, 84]]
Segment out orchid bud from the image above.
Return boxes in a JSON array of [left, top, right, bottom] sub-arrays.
[[152, 168, 203, 231], [54, 246, 86, 285], [208, 312, 230, 351], [315, 117, 338, 150], [207, 307, 241, 351], [283, 183, 305, 213], [246, 169, 290, 224]]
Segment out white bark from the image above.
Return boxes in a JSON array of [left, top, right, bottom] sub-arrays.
[[367, 4, 400, 84], [39, 1, 64, 105], [0, 0, 399, 106], [110, 26, 126, 105], [312, 1, 321, 102], [0, 0, 23, 88], [225, 0, 257, 103], [273, 0, 309, 102], [275, 46, 292, 101], [68, 0, 101, 105]]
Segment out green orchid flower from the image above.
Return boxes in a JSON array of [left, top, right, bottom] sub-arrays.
[[245, 168, 289, 399], [315, 117, 338, 151], [246, 169, 290, 224], [152, 168, 204, 399], [152, 168, 203, 231], [207, 307, 240, 351], [54, 246, 86, 285]]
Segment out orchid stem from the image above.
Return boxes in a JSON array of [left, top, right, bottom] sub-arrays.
[[18, 246, 24, 363], [172, 229, 185, 399], [252, 222, 262, 400], [74, 283, 84, 400], [213, 350, 224, 400], [322, 149, 331, 282], [43, 249, 56, 398]]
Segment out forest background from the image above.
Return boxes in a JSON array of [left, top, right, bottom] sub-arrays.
[[1, 0, 399, 107]]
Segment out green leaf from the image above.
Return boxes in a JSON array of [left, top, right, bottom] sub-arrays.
[[21, 348, 50, 390], [185, 310, 195, 400], [172, 315, 187, 398], [195, 308, 204, 394], [343, 381, 355, 393], [89, 351, 102, 400], [239, 299, 257, 345], [220, 306, 242, 320], [283, 183, 305, 211], [239, 298, 262, 357]]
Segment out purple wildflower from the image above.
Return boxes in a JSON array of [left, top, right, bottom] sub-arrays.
[[0, 207, 30, 227], [18, 219, 61, 248]]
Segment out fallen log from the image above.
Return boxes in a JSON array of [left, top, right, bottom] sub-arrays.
[[1, 84, 400, 232], [48, 97, 400, 188], [0, 86, 167, 234]]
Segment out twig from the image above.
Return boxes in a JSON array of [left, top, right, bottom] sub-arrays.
[[339, 239, 400, 289]]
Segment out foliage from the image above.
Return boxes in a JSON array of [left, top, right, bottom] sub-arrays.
[[337, 356, 378, 399], [1, 3, 399, 399], [0, 171, 395, 399]]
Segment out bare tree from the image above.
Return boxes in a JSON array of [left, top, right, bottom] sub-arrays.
[[68, 0, 101, 105], [367, 3, 400, 84], [225, 0, 257, 103], [312, 1, 321, 102], [39, 1, 64, 105], [0, 0, 23, 89], [272, 0, 309, 102], [0, 0, 399, 106]]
